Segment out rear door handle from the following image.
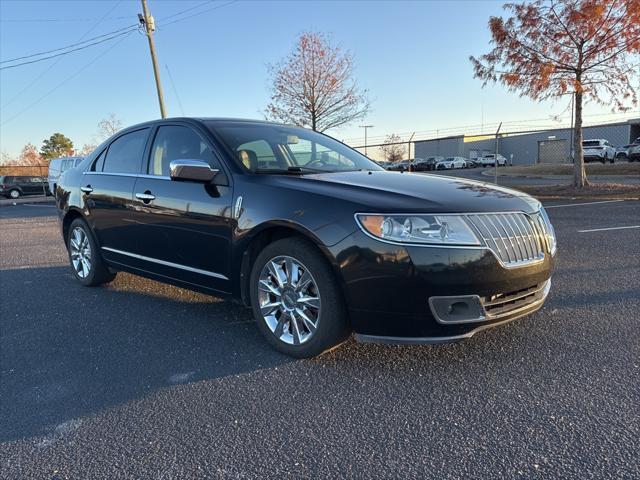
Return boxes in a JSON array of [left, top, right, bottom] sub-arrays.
[[80, 185, 93, 193], [135, 192, 156, 202]]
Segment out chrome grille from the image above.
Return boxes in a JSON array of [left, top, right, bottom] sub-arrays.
[[466, 212, 545, 267], [481, 281, 550, 319]]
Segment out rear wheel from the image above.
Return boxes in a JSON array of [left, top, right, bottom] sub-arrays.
[[249, 237, 350, 358], [67, 218, 116, 286]]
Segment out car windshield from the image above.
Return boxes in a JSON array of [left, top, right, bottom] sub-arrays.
[[209, 122, 384, 173], [582, 141, 600, 147]]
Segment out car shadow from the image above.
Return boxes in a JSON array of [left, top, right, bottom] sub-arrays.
[[0, 266, 294, 442]]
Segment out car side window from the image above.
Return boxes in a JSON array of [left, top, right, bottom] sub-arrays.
[[102, 129, 149, 174], [148, 125, 222, 177], [92, 149, 107, 172]]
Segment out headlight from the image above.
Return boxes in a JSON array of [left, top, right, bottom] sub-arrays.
[[539, 208, 557, 255], [356, 214, 482, 246]]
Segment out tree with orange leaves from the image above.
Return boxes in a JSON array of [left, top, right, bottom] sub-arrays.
[[471, 0, 640, 188], [266, 32, 370, 132]]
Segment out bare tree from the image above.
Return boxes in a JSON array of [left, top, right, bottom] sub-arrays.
[[96, 113, 123, 141], [266, 32, 370, 132], [471, 0, 640, 188], [380, 134, 405, 162], [77, 144, 97, 156]]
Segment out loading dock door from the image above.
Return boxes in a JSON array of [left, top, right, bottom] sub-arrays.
[[538, 139, 568, 164]]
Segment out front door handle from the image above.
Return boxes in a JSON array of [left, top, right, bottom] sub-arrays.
[[135, 191, 156, 203], [80, 185, 93, 194]]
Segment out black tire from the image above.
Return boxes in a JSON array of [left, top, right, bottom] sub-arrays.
[[249, 237, 350, 358], [8, 189, 20, 199], [67, 217, 116, 287]]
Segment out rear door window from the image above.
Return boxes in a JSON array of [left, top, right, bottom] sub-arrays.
[[102, 129, 149, 174]]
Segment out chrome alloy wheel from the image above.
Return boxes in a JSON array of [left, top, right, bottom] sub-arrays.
[[69, 226, 92, 278], [258, 256, 321, 345]]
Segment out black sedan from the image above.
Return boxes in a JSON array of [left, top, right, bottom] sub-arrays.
[[56, 118, 556, 357]]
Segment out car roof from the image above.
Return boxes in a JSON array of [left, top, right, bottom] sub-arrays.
[[119, 117, 293, 133]]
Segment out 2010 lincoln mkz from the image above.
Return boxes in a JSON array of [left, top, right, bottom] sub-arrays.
[[56, 118, 556, 358]]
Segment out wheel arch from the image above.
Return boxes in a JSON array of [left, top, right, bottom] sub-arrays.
[[237, 221, 344, 307], [62, 208, 86, 243]]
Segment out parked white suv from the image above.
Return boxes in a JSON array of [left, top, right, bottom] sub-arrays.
[[582, 139, 616, 163], [478, 154, 507, 167], [627, 137, 640, 162], [48, 156, 84, 195]]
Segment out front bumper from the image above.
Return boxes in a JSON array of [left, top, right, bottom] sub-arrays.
[[330, 230, 555, 343]]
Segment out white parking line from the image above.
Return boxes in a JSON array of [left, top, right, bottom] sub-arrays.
[[544, 200, 626, 209], [578, 225, 640, 233]]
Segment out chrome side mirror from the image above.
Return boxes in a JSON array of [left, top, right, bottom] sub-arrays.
[[169, 159, 218, 182]]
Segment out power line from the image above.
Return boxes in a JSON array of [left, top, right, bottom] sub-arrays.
[[1, 0, 128, 110], [1, 32, 135, 127], [158, 0, 239, 28], [165, 64, 186, 116], [158, 1, 215, 21], [0, 23, 137, 65], [0, 28, 137, 71], [0, 16, 131, 23]]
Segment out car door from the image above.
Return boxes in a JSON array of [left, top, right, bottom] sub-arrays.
[[127, 123, 234, 293], [82, 128, 150, 256]]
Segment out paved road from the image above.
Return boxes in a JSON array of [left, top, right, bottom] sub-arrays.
[[1, 201, 639, 479]]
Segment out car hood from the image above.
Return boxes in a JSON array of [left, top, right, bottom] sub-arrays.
[[269, 171, 541, 214]]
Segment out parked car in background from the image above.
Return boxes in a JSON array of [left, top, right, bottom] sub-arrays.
[[437, 157, 467, 169], [413, 157, 437, 171], [478, 154, 507, 167], [49, 156, 84, 195], [56, 117, 556, 358], [615, 145, 632, 160], [466, 159, 481, 168], [582, 139, 616, 163], [627, 137, 640, 162], [387, 159, 410, 171], [0, 175, 50, 199]]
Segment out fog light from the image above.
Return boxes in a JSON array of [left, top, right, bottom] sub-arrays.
[[429, 296, 486, 324]]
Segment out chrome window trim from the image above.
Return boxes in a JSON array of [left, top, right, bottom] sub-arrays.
[[353, 211, 547, 269], [101, 247, 229, 280], [83, 171, 171, 180]]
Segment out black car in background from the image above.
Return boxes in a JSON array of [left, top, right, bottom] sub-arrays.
[[412, 157, 437, 171], [0, 175, 50, 199], [56, 118, 556, 358]]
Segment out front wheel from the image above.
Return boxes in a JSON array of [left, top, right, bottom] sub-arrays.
[[9, 189, 20, 199], [67, 218, 116, 286], [249, 237, 350, 358]]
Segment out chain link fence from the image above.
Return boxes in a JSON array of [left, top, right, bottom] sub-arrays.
[[348, 119, 639, 166]]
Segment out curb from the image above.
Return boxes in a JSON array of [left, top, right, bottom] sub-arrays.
[[0, 196, 56, 207]]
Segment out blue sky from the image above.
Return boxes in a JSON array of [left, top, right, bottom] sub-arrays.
[[0, 0, 636, 157]]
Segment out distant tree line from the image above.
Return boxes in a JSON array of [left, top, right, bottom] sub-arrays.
[[0, 114, 123, 168]]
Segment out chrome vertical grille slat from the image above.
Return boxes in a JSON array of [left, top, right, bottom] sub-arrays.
[[466, 212, 546, 267], [509, 213, 532, 260]]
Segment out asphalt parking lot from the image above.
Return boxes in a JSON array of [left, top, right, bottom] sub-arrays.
[[1, 200, 639, 479]]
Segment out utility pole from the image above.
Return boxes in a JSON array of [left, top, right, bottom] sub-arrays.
[[140, 0, 166, 118], [569, 93, 575, 163], [359, 125, 374, 156], [494, 122, 502, 185], [407, 132, 415, 172]]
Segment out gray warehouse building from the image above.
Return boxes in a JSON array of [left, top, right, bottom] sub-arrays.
[[414, 118, 640, 165]]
